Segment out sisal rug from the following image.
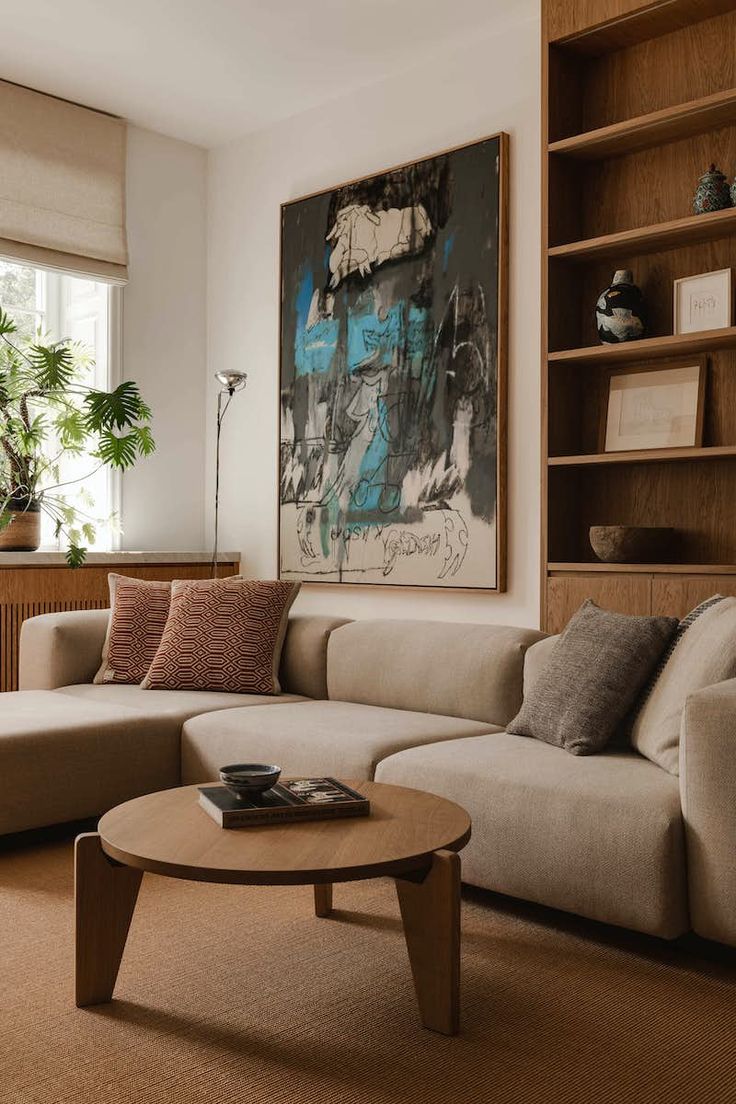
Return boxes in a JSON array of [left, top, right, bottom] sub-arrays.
[[1, 832, 735, 1104]]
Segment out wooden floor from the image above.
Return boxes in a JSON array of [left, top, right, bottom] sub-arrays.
[[1, 828, 735, 1104]]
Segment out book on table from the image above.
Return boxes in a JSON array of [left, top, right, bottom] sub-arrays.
[[198, 777, 370, 829]]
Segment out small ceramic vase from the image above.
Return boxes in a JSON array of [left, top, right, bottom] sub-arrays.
[[730, 176, 736, 208], [595, 269, 646, 344], [693, 164, 732, 214]]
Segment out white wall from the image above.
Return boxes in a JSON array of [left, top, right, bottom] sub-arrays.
[[207, 8, 541, 627], [121, 126, 207, 550]]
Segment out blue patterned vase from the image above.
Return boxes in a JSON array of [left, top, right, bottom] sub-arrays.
[[595, 269, 646, 344], [693, 164, 732, 214]]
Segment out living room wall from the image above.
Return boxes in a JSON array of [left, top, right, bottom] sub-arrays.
[[121, 126, 208, 552], [207, 3, 541, 627]]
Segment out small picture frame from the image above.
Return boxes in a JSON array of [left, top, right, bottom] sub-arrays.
[[602, 359, 706, 453], [674, 268, 732, 334]]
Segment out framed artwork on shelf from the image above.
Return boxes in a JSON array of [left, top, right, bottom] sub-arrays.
[[602, 359, 706, 453], [674, 269, 732, 334], [278, 133, 508, 590]]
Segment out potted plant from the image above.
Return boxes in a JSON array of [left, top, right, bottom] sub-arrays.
[[0, 305, 154, 566]]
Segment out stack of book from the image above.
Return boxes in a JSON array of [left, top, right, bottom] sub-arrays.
[[198, 777, 370, 829]]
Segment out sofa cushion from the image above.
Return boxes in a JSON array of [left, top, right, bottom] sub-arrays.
[[181, 700, 501, 784], [631, 595, 736, 775], [279, 615, 351, 698], [0, 691, 181, 835], [508, 600, 678, 755], [57, 683, 305, 724], [143, 577, 300, 695], [94, 574, 172, 685], [376, 731, 688, 940], [326, 620, 545, 726]]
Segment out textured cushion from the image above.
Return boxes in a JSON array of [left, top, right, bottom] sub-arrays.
[[0, 691, 181, 835], [180, 699, 501, 784], [632, 595, 736, 775], [94, 574, 171, 685], [508, 599, 678, 755], [326, 620, 545, 726], [376, 732, 688, 939], [143, 577, 300, 694]]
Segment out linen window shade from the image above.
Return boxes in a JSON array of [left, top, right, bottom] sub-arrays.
[[0, 80, 127, 282]]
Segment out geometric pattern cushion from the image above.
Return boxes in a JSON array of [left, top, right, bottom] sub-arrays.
[[142, 577, 300, 695], [93, 574, 172, 685]]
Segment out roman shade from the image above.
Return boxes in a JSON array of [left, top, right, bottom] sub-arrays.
[[0, 80, 128, 282]]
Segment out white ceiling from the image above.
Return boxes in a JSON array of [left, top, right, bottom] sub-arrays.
[[0, 0, 535, 148]]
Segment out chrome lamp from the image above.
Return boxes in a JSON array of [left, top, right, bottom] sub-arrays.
[[211, 370, 247, 577]]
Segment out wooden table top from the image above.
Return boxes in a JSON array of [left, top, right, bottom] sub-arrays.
[[97, 781, 471, 886]]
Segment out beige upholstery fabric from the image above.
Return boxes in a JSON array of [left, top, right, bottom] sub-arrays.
[[0, 691, 180, 834], [632, 597, 736, 775], [181, 700, 500, 785], [327, 620, 545, 725], [680, 678, 736, 945], [279, 615, 351, 698], [523, 634, 558, 693], [19, 608, 110, 690], [57, 683, 305, 723], [377, 732, 688, 939]]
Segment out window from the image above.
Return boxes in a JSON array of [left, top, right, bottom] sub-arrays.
[[0, 258, 120, 550]]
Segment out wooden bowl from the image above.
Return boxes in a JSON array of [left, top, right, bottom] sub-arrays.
[[589, 525, 675, 564]]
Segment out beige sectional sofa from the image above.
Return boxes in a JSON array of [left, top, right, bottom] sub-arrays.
[[8, 608, 736, 949]]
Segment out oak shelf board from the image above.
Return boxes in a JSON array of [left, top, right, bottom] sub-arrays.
[[549, 444, 736, 467], [548, 326, 736, 365], [553, 0, 736, 56], [548, 562, 736, 574], [549, 87, 736, 160], [548, 207, 736, 262]]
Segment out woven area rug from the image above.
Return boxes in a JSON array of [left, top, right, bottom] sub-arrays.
[[1, 832, 735, 1104]]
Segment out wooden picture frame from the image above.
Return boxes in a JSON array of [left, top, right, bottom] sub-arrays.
[[278, 133, 508, 592], [600, 358, 706, 454]]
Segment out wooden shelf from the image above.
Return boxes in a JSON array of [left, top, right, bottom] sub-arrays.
[[549, 444, 736, 467], [554, 0, 736, 56], [549, 207, 736, 263], [549, 326, 736, 366], [549, 87, 736, 160], [548, 562, 736, 573]]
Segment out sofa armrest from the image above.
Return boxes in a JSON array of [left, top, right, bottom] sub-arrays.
[[680, 678, 736, 946], [19, 609, 110, 690]]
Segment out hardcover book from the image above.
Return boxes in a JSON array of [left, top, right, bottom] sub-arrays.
[[198, 777, 370, 829]]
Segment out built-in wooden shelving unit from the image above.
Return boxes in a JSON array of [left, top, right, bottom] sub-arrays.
[[542, 0, 736, 632]]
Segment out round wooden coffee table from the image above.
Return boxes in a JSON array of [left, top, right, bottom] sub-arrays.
[[75, 780, 471, 1034]]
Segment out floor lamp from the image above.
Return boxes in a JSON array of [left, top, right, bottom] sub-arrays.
[[212, 370, 247, 578]]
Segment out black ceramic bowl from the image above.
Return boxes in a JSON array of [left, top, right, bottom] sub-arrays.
[[219, 763, 281, 798]]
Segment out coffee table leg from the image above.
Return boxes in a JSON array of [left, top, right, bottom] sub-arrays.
[[314, 883, 333, 917], [395, 849, 461, 1035], [75, 833, 143, 1007]]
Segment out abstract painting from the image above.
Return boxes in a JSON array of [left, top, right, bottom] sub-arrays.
[[279, 133, 507, 589]]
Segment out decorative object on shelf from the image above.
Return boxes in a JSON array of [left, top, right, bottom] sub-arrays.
[[279, 134, 508, 592], [692, 164, 731, 214], [595, 270, 646, 343], [674, 268, 732, 334], [211, 369, 247, 578], [218, 763, 282, 799], [589, 525, 676, 564], [602, 359, 706, 453], [0, 307, 154, 565]]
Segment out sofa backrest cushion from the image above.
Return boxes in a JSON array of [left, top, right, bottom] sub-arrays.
[[326, 619, 546, 725], [280, 615, 352, 698]]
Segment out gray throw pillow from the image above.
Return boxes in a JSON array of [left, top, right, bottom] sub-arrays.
[[508, 599, 678, 756]]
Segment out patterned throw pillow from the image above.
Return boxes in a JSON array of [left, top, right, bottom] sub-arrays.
[[507, 599, 678, 756], [94, 574, 172, 685], [142, 577, 300, 695]]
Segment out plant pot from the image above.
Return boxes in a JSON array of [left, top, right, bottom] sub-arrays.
[[0, 506, 41, 552]]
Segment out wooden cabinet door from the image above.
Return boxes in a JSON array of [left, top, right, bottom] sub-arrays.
[[651, 576, 736, 619], [546, 575, 651, 633]]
